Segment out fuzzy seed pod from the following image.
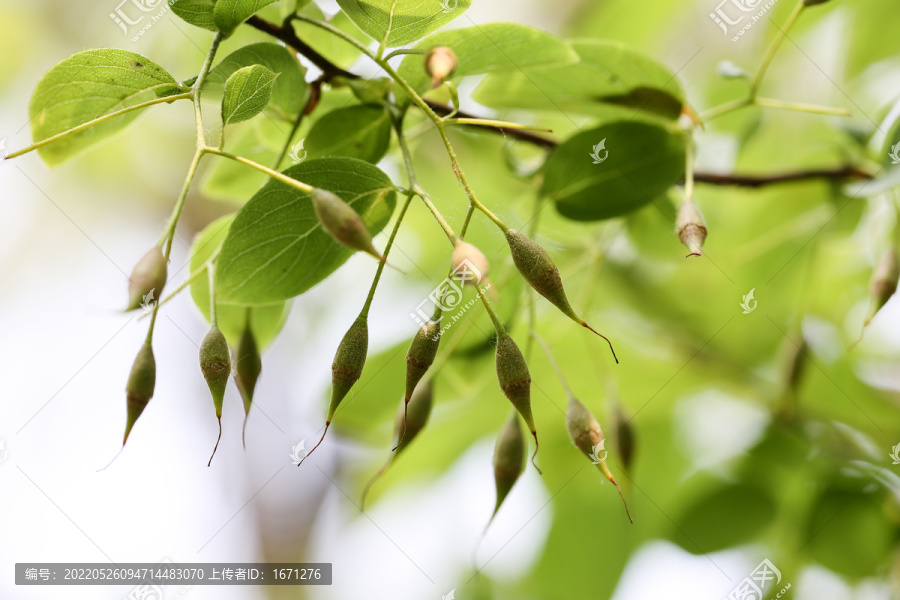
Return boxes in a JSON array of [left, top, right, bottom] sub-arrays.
[[234, 322, 262, 450], [397, 318, 441, 448], [490, 412, 526, 524], [495, 333, 540, 472], [505, 229, 618, 362], [362, 381, 434, 509], [614, 406, 636, 474], [126, 246, 167, 311], [425, 46, 457, 89], [451, 241, 489, 285], [123, 342, 156, 445], [675, 201, 707, 258], [200, 326, 231, 416], [865, 248, 899, 327], [567, 395, 633, 523], [311, 188, 385, 262], [302, 316, 369, 466]]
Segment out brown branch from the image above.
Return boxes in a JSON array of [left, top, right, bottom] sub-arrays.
[[245, 16, 875, 188]]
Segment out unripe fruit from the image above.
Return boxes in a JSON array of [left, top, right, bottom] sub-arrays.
[[451, 241, 489, 285], [362, 381, 434, 509], [311, 188, 385, 262], [200, 326, 231, 466], [567, 395, 633, 523], [504, 229, 617, 362], [865, 247, 899, 327], [126, 246, 167, 311], [123, 342, 156, 445], [495, 332, 540, 473], [425, 46, 457, 89], [300, 316, 369, 466], [490, 412, 526, 525], [398, 318, 441, 448], [234, 322, 262, 450], [675, 201, 707, 258]]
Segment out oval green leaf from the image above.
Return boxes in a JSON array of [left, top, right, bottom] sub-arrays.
[[222, 65, 279, 126], [170, 0, 218, 31], [213, 0, 279, 32], [336, 0, 472, 47], [542, 119, 686, 221], [28, 49, 182, 166], [216, 158, 397, 303], [189, 215, 288, 349], [305, 104, 391, 163]]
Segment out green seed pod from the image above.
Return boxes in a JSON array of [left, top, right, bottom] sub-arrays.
[[490, 412, 526, 525], [505, 229, 617, 362], [200, 326, 230, 466], [123, 342, 156, 445], [865, 247, 899, 327], [126, 246, 167, 311], [234, 322, 262, 450], [398, 317, 441, 448], [425, 46, 457, 89], [675, 200, 707, 258], [301, 315, 369, 466], [614, 406, 636, 474], [361, 381, 434, 509], [495, 332, 540, 473], [566, 395, 633, 523], [451, 240, 490, 285], [311, 188, 384, 262]]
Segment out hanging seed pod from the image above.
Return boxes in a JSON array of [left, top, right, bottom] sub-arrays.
[[495, 332, 541, 473], [489, 412, 526, 527], [234, 321, 262, 450], [451, 241, 490, 285], [425, 46, 457, 89], [200, 326, 231, 466], [123, 342, 156, 445], [864, 247, 899, 327], [504, 229, 618, 363], [675, 201, 707, 258], [397, 316, 441, 449], [362, 380, 434, 509], [614, 405, 636, 474], [301, 315, 369, 466], [311, 188, 385, 262], [566, 395, 633, 523], [126, 246, 167, 311]]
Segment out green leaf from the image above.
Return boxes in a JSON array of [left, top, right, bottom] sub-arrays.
[[170, 0, 218, 30], [189, 216, 288, 348], [542, 119, 686, 221], [206, 43, 308, 119], [305, 104, 392, 163], [28, 49, 182, 166], [472, 39, 685, 120], [216, 158, 397, 303], [221, 65, 279, 125], [292, 5, 370, 70], [395, 23, 579, 107], [335, 0, 472, 47], [213, 0, 279, 32]]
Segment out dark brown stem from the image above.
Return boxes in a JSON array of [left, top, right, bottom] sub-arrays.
[[298, 422, 330, 466], [208, 416, 222, 467]]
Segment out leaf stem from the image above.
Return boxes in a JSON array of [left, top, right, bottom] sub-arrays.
[[360, 191, 415, 318], [749, 0, 805, 97], [444, 118, 552, 133], [753, 96, 851, 116], [207, 262, 218, 327], [5, 92, 193, 160], [383, 48, 427, 62], [203, 147, 314, 194]]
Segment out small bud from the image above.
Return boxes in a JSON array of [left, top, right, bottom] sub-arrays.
[[566, 395, 633, 523], [676, 201, 707, 258], [126, 246, 167, 311], [234, 322, 262, 450], [505, 229, 617, 362], [311, 188, 385, 262], [865, 248, 899, 327], [301, 316, 369, 466], [451, 240, 489, 285], [123, 342, 156, 445], [490, 412, 526, 526], [397, 318, 441, 448], [200, 326, 230, 466], [425, 46, 457, 89], [495, 332, 540, 473]]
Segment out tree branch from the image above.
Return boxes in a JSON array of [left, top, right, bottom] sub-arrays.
[[245, 16, 875, 188]]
